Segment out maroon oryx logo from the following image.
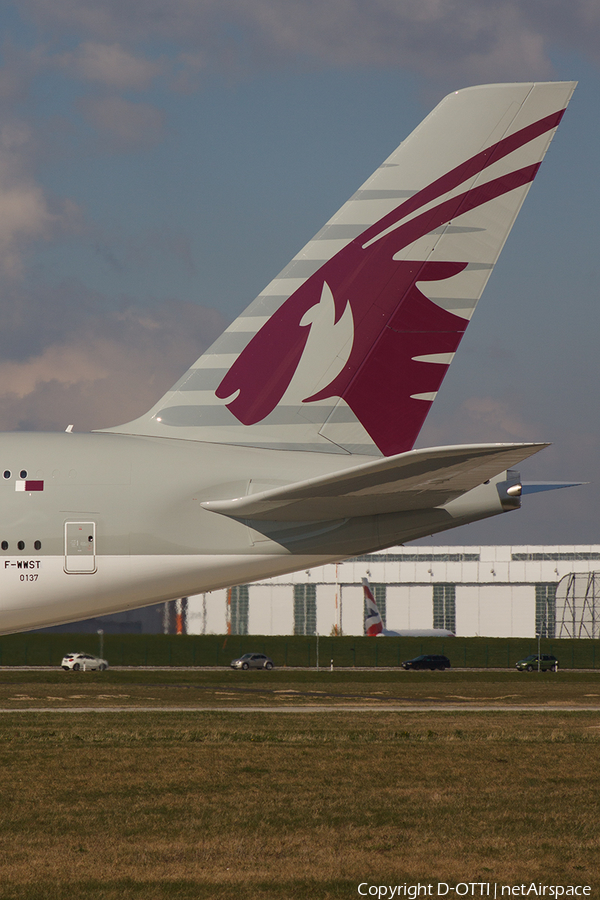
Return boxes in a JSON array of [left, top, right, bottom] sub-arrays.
[[216, 110, 565, 456]]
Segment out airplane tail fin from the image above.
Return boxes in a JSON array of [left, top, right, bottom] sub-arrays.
[[105, 81, 576, 456], [363, 577, 384, 636]]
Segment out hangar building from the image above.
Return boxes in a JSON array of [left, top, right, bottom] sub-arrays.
[[186, 545, 600, 639]]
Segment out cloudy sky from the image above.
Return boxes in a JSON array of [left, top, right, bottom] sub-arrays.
[[1, 0, 600, 544]]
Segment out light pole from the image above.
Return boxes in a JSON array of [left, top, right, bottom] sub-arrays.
[[536, 631, 541, 672], [97, 629, 104, 660]]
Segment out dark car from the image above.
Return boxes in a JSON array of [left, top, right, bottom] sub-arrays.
[[515, 654, 559, 672], [402, 654, 451, 671], [230, 653, 274, 670]]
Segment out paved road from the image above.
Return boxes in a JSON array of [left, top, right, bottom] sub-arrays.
[[2, 704, 600, 713], [1, 666, 596, 673]]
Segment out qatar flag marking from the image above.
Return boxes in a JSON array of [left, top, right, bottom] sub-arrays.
[[15, 480, 44, 492]]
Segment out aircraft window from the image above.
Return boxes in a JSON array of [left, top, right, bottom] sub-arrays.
[[3, 471, 10, 479], [19, 470, 27, 479], [1, 541, 7, 550], [17, 541, 25, 550], [34, 541, 41, 550]]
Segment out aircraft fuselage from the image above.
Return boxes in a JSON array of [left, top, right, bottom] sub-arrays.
[[0, 431, 512, 633]]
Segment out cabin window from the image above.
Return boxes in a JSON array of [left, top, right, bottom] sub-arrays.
[[19, 470, 27, 479], [1, 541, 7, 550], [17, 541, 25, 551], [3, 471, 10, 479], [34, 540, 41, 551]]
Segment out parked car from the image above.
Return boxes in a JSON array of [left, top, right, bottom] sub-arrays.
[[61, 652, 108, 671], [515, 654, 559, 672], [401, 654, 451, 671], [230, 653, 274, 670]]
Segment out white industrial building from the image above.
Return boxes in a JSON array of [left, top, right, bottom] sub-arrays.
[[186, 545, 600, 639]]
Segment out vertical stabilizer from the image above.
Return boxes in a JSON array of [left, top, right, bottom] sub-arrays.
[[363, 577, 384, 636], [105, 82, 576, 456]]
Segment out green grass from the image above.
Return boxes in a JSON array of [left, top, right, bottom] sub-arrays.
[[0, 709, 599, 898], [1, 632, 598, 669]]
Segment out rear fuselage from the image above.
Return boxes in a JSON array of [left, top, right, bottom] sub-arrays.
[[0, 431, 511, 633]]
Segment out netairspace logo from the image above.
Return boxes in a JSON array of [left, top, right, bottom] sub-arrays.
[[357, 885, 592, 899]]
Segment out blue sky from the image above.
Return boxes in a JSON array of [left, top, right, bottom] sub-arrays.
[[1, 0, 600, 544]]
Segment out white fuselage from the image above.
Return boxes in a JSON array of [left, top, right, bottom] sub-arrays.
[[0, 430, 513, 634]]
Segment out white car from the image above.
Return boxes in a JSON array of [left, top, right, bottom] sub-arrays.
[[61, 652, 109, 671]]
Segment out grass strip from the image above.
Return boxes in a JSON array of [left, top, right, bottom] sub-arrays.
[[0, 710, 598, 897]]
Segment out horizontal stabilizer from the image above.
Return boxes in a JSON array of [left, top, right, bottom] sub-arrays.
[[521, 481, 584, 494], [200, 442, 547, 522]]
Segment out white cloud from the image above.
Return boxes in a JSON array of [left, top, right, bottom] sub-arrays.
[[19, 0, 600, 84], [0, 121, 79, 277], [0, 343, 110, 398], [58, 42, 163, 89], [0, 300, 227, 432], [78, 96, 165, 149]]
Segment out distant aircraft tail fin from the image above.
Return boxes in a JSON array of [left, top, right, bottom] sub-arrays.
[[363, 577, 384, 636], [105, 81, 576, 456]]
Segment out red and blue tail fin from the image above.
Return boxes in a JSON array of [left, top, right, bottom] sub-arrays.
[[363, 577, 384, 636]]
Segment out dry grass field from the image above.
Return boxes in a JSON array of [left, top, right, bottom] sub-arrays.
[[0, 667, 600, 708], [0, 671, 599, 899]]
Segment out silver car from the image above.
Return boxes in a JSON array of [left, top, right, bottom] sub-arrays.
[[230, 653, 274, 670], [61, 652, 109, 671]]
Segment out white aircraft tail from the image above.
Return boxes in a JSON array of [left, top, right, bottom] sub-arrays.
[[363, 575, 456, 638], [105, 82, 576, 457]]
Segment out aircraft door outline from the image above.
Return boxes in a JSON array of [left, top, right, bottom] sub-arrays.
[[64, 521, 97, 574]]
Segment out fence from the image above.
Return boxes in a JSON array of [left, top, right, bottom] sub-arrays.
[[0, 633, 597, 668]]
